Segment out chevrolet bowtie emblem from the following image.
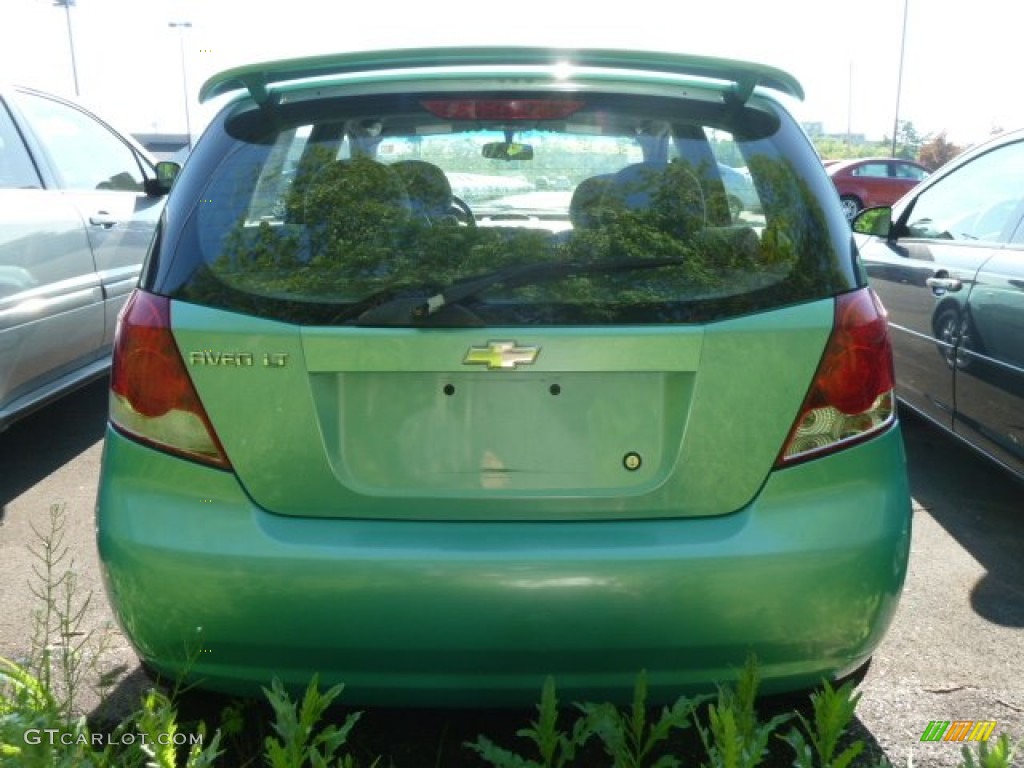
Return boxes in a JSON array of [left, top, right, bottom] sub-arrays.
[[463, 341, 540, 370]]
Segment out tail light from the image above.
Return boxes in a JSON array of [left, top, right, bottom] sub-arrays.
[[109, 290, 231, 469], [776, 288, 896, 467]]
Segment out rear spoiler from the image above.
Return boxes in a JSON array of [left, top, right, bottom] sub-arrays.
[[199, 46, 804, 107]]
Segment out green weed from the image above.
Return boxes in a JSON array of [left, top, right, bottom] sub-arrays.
[[0, 503, 221, 767], [466, 676, 592, 768], [579, 670, 710, 768], [262, 674, 364, 768], [23, 503, 109, 720], [695, 655, 792, 768], [956, 732, 1019, 768], [779, 679, 864, 768]]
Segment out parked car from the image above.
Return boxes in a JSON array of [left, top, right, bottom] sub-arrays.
[[0, 85, 172, 431], [856, 127, 1024, 481], [96, 47, 912, 706], [827, 157, 930, 220]]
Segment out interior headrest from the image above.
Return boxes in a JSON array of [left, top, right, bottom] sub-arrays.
[[391, 160, 453, 219]]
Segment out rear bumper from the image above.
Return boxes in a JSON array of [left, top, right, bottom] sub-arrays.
[[96, 425, 911, 706]]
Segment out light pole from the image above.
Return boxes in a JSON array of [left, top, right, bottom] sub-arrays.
[[846, 60, 853, 148], [168, 20, 193, 151], [52, 0, 80, 97], [891, 0, 909, 158]]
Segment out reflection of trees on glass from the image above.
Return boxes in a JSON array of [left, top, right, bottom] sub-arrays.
[[186, 153, 842, 325], [747, 154, 843, 289], [96, 171, 143, 191]]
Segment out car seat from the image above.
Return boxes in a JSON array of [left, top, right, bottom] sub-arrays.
[[568, 174, 613, 231], [391, 160, 455, 224], [296, 157, 412, 257], [602, 161, 707, 238]]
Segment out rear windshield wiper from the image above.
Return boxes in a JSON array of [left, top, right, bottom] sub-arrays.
[[354, 256, 687, 326], [330, 283, 442, 323]]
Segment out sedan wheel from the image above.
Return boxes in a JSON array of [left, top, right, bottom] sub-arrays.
[[934, 306, 972, 370], [840, 195, 862, 221]]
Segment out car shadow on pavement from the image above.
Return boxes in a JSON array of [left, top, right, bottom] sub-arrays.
[[898, 408, 1024, 628], [0, 376, 109, 518]]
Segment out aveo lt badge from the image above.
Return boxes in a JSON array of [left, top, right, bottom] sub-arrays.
[[188, 351, 289, 368], [463, 341, 540, 370]]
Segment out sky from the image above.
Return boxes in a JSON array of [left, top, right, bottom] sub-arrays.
[[0, 0, 1018, 150]]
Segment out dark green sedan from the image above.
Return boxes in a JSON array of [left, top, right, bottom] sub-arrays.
[[857, 127, 1024, 481]]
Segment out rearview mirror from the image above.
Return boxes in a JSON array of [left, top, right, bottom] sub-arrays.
[[482, 142, 534, 161]]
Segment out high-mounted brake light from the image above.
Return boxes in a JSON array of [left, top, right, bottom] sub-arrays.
[[776, 288, 896, 467], [420, 99, 584, 121], [109, 291, 231, 469]]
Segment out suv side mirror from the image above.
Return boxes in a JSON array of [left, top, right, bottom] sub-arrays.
[[852, 206, 892, 238]]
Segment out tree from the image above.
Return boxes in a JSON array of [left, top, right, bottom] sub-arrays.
[[811, 136, 894, 164], [884, 120, 928, 160], [918, 132, 962, 171]]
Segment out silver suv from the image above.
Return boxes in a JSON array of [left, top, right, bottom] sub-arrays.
[[0, 85, 172, 430]]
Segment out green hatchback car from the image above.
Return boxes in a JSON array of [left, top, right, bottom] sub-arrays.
[[96, 47, 912, 706]]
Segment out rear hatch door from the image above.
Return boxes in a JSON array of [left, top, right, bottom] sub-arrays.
[[173, 300, 831, 520]]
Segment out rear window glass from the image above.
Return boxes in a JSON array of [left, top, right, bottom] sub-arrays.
[[172, 90, 849, 326]]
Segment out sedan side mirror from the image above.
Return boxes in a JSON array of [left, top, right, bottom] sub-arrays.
[[852, 206, 893, 238], [145, 161, 182, 196]]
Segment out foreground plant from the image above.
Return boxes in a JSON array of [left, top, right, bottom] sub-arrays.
[[0, 503, 222, 767], [0, 654, 94, 766], [957, 732, 1019, 768], [24, 503, 109, 719], [696, 655, 792, 768], [263, 674, 363, 768], [0, 503, 107, 765], [779, 679, 864, 768], [467, 676, 592, 768], [466, 656, 896, 768], [131, 688, 223, 768], [580, 670, 710, 768]]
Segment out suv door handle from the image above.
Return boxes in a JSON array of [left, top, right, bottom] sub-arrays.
[[926, 276, 962, 293], [89, 212, 119, 229]]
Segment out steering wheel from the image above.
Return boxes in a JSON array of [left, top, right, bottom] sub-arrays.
[[451, 195, 475, 227]]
